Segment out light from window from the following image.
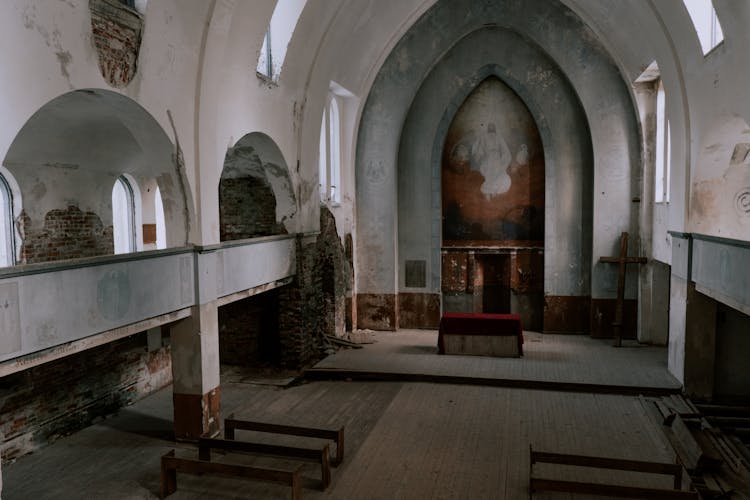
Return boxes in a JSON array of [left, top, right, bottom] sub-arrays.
[[319, 112, 328, 200], [329, 98, 341, 203], [319, 96, 342, 203], [155, 186, 166, 249], [256, 0, 307, 80], [683, 0, 724, 55], [112, 176, 136, 254], [655, 82, 671, 203], [0, 175, 13, 267]]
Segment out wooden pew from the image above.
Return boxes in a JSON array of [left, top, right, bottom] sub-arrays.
[[224, 413, 345, 466], [529, 446, 698, 499], [198, 436, 331, 490], [160, 449, 302, 500]]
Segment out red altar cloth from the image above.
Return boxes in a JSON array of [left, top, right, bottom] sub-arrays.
[[438, 312, 524, 356]]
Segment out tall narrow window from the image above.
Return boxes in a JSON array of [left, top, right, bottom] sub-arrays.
[[0, 175, 14, 267], [256, 1, 307, 81], [257, 29, 273, 78], [112, 176, 136, 253], [155, 186, 166, 250], [319, 112, 328, 200], [318, 96, 342, 203], [329, 98, 341, 203], [655, 81, 671, 203], [683, 0, 724, 55]]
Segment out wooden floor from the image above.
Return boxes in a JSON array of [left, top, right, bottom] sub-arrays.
[[3, 331, 685, 499], [310, 330, 682, 392]]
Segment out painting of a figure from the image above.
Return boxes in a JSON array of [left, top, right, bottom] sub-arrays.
[[442, 76, 544, 246]]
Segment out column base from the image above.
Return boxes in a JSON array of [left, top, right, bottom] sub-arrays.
[[173, 387, 221, 440]]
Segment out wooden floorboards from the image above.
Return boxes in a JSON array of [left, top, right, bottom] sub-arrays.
[[308, 330, 682, 392], [3, 330, 685, 499]]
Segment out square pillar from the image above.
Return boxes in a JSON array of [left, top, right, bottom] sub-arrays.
[[170, 303, 221, 439]]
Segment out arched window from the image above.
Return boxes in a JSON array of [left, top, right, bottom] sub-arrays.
[[112, 176, 136, 254], [329, 98, 341, 203], [683, 0, 724, 55], [256, 0, 308, 81], [0, 174, 15, 267], [154, 186, 166, 250], [319, 112, 328, 200], [318, 95, 342, 203], [655, 81, 671, 203]]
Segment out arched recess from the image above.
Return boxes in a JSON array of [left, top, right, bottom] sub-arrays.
[[218, 132, 297, 241], [217, 132, 297, 371], [396, 27, 594, 331], [2, 89, 193, 263], [356, 0, 640, 332]]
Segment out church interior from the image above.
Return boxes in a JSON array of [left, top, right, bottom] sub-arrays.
[[1, 0, 750, 498]]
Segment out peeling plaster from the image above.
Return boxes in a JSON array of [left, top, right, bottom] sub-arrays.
[[22, 5, 74, 88]]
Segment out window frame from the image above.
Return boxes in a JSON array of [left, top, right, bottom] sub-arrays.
[[319, 95, 342, 205], [0, 174, 15, 267], [112, 175, 137, 254], [655, 80, 671, 204]]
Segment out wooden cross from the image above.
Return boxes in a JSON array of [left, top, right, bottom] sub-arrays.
[[598, 232, 647, 347]]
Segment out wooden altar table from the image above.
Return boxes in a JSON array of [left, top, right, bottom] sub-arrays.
[[438, 312, 523, 357]]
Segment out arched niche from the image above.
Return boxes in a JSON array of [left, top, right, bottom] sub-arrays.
[[219, 132, 297, 241], [2, 88, 193, 263], [690, 115, 750, 239], [356, 0, 638, 331], [438, 76, 545, 328], [396, 27, 593, 331]]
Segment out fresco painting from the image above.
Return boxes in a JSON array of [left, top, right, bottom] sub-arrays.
[[442, 77, 545, 246]]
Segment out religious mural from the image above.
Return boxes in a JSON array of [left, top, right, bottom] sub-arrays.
[[442, 77, 545, 246]]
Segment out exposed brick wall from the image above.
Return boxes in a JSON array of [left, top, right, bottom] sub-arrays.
[[219, 292, 280, 365], [89, 0, 143, 88], [219, 177, 286, 241], [18, 206, 114, 264], [0, 330, 171, 462], [277, 207, 350, 368], [318, 207, 349, 339], [278, 235, 323, 368]]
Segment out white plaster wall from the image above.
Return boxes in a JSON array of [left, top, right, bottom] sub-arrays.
[[668, 275, 687, 384]]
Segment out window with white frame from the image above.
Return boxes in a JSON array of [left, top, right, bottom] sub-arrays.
[[257, 1, 307, 81], [112, 176, 136, 253], [154, 186, 166, 249], [0, 174, 14, 267], [683, 0, 724, 55], [319, 113, 328, 200], [319, 96, 342, 203], [655, 81, 671, 203]]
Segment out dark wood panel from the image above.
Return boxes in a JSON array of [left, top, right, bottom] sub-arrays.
[[543, 295, 591, 333]]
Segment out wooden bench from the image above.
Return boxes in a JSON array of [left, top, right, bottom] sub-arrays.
[[529, 446, 698, 499], [198, 436, 331, 490], [160, 449, 302, 500], [225, 414, 345, 466]]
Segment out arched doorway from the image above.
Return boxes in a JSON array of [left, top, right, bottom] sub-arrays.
[[440, 77, 544, 329]]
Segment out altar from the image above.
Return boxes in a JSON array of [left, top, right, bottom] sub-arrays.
[[438, 312, 524, 357]]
